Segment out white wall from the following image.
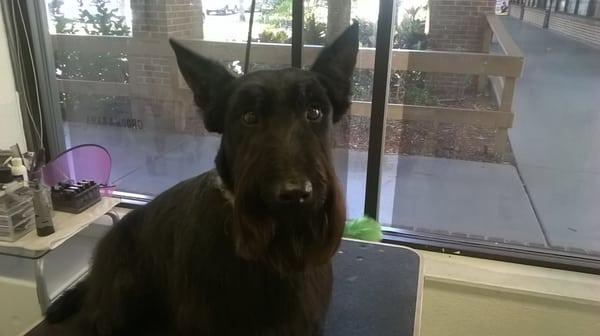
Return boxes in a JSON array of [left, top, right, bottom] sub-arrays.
[[0, 6, 27, 151], [420, 251, 600, 336]]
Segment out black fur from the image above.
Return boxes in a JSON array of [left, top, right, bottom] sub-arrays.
[[45, 23, 358, 336]]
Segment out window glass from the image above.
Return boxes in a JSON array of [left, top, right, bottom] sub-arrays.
[[577, 0, 590, 15], [42, 0, 600, 259], [567, 0, 577, 13], [46, 0, 290, 195]]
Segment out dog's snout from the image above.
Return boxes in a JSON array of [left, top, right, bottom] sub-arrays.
[[276, 180, 313, 204]]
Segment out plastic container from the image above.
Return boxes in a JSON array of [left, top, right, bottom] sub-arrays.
[[9, 157, 29, 183], [51, 181, 101, 214], [0, 192, 35, 242]]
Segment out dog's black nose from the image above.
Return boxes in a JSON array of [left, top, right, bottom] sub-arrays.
[[276, 180, 313, 204]]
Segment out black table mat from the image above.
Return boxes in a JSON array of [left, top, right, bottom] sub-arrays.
[[325, 239, 422, 336]]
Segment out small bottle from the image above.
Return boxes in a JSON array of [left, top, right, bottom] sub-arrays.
[[9, 158, 29, 184]]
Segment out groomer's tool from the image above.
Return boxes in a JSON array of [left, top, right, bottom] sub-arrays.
[[33, 185, 54, 236]]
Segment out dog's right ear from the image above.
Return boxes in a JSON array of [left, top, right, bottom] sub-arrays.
[[170, 39, 234, 133]]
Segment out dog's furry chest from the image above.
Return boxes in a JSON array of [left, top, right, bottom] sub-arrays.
[[139, 170, 333, 334]]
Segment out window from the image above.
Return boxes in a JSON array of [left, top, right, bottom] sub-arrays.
[[577, 0, 591, 15], [558, 0, 567, 11], [45, 0, 294, 196], [567, 0, 577, 12], [17, 0, 600, 271]]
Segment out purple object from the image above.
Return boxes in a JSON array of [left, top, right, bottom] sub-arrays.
[[42, 144, 113, 195]]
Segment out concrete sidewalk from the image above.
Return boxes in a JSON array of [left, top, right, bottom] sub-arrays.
[[502, 16, 600, 252], [66, 121, 544, 247]]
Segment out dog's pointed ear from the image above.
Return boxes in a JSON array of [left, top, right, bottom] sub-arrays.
[[170, 38, 234, 133], [311, 21, 359, 123]]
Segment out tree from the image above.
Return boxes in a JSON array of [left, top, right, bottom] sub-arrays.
[[79, 0, 130, 36], [47, 0, 78, 34], [393, 6, 428, 50]]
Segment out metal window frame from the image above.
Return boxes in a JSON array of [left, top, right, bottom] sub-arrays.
[[291, 0, 303, 68], [364, 0, 397, 218], [21, 0, 66, 158], [19, 0, 600, 274]]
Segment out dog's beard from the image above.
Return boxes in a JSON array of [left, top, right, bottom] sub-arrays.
[[232, 186, 331, 274], [228, 139, 346, 275]]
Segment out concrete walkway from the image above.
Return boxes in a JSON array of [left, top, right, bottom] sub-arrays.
[[502, 17, 600, 253], [65, 120, 544, 247]]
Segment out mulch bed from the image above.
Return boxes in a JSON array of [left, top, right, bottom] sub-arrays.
[[334, 94, 511, 164]]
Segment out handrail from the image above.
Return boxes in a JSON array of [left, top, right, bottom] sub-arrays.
[[485, 14, 524, 58], [51, 34, 524, 76]]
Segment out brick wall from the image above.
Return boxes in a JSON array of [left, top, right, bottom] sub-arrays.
[[129, 0, 204, 133], [427, 0, 496, 97], [548, 13, 600, 49], [131, 55, 173, 86], [523, 7, 546, 27], [131, 0, 203, 39], [429, 0, 497, 52]]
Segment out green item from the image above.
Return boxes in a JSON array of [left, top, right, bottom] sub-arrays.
[[343, 216, 383, 242]]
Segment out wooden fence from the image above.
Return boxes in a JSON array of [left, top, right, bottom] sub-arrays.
[[51, 14, 523, 157]]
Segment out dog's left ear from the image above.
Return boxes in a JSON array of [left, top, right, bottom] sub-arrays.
[[170, 38, 234, 133], [311, 21, 359, 123]]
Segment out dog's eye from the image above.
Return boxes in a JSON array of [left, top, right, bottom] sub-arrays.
[[242, 111, 258, 125], [306, 107, 322, 122]]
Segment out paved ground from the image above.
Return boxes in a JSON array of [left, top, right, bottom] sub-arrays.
[[502, 17, 600, 252], [65, 119, 544, 246]]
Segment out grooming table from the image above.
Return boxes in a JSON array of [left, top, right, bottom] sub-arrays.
[[26, 239, 422, 336], [326, 239, 422, 336]]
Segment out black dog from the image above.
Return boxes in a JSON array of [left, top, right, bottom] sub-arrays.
[[45, 22, 358, 335]]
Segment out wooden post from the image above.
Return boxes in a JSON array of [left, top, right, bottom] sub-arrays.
[[520, 4, 525, 19], [477, 24, 493, 93], [500, 77, 516, 112], [495, 128, 509, 158], [496, 76, 516, 158]]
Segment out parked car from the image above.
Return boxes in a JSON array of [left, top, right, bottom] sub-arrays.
[[205, 0, 239, 15]]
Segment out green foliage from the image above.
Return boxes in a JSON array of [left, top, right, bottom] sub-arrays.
[[47, 0, 78, 34], [261, 0, 292, 28], [54, 50, 129, 83], [51, 1, 131, 119], [393, 7, 434, 105], [344, 216, 383, 242], [79, 0, 130, 36], [48, 0, 130, 36], [354, 17, 376, 48], [258, 29, 290, 43], [51, 0, 130, 83], [393, 6, 428, 50], [269, 0, 292, 16], [258, 12, 326, 45], [303, 12, 326, 45], [352, 69, 373, 101], [404, 85, 437, 106]]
